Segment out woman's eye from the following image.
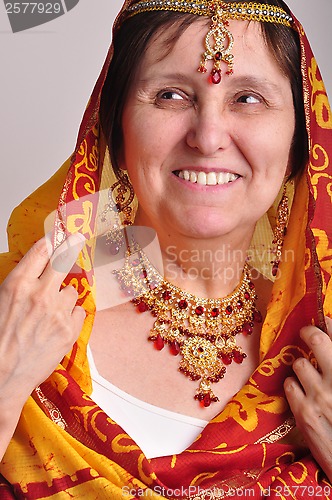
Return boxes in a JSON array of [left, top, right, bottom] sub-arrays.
[[154, 89, 192, 109], [158, 90, 184, 100], [236, 94, 261, 104]]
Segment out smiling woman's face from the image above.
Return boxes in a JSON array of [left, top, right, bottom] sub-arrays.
[[120, 19, 295, 243]]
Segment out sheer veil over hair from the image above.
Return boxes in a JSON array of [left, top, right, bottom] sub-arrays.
[[0, 0, 332, 497]]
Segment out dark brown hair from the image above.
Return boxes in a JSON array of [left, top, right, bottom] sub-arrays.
[[99, 0, 308, 179]]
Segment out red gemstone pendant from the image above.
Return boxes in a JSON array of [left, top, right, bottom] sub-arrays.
[[211, 69, 221, 84], [203, 393, 211, 407], [170, 341, 180, 356], [242, 322, 253, 335], [233, 350, 246, 364], [221, 353, 233, 365], [253, 310, 263, 323], [137, 301, 148, 313], [155, 334, 165, 351]]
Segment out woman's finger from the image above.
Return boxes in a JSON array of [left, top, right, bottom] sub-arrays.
[[291, 356, 322, 398], [58, 285, 80, 312], [9, 235, 53, 280], [300, 325, 332, 382], [284, 376, 306, 415], [40, 233, 86, 287], [71, 305, 86, 327]]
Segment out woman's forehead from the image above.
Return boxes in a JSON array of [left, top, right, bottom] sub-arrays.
[[139, 19, 279, 79]]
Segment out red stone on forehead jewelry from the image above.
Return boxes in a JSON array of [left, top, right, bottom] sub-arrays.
[[178, 300, 188, 310], [211, 69, 222, 85]]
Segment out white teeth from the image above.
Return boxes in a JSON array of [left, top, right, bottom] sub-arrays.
[[190, 171, 197, 183], [207, 172, 217, 185], [217, 172, 228, 184], [177, 170, 238, 186], [197, 172, 206, 185]]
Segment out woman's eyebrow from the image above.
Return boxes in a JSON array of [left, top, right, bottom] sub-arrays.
[[138, 73, 286, 93], [137, 72, 191, 86], [229, 75, 286, 95]]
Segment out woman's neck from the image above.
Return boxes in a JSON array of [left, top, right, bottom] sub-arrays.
[[134, 224, 254, 300]]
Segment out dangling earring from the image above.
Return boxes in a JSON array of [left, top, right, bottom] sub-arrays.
[[100, 171, 135, 255], [271, 184, 289, 277]]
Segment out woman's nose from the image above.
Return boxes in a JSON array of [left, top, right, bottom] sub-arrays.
[[186, 105, 232, 156]]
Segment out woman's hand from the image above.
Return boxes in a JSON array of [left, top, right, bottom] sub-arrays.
[[284, 317, 332, 482], [0, 233, 86, 460]]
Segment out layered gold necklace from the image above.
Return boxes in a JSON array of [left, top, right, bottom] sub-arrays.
[[114, 242, 262, 407]]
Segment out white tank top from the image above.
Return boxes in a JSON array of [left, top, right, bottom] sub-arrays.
[[87, 346, 208, 459]]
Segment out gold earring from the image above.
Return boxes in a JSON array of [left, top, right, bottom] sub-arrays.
[[271, 184, 289, 277], [100, 171, 135, 255]]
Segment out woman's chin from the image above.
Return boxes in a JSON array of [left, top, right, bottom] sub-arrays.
[[166, 208, 246, 241]]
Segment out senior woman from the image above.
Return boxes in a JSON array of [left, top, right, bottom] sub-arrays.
[[0, 0, 332, 498]]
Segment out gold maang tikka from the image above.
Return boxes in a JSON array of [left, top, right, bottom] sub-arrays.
[[125, 1, 294, 84]]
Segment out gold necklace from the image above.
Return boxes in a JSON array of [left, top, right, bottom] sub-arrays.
[[114, 242, 262, 407]]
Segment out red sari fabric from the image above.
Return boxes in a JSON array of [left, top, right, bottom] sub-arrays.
[[0, 1, 332, 498]]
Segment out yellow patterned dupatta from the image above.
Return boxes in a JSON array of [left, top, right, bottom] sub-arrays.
[[0, 1, 332, 498]]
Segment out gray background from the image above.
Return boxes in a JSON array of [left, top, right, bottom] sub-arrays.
[[0, 1, 331, 252]]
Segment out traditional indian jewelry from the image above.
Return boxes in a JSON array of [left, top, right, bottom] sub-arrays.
[[126, 1, 294, 84], [100, 171, 135, 255], [271, 184, 289, 277], [114, 241, 262, 407]]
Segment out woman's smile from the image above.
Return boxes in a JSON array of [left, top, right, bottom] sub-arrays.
[[174, 169, 240, 186]]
